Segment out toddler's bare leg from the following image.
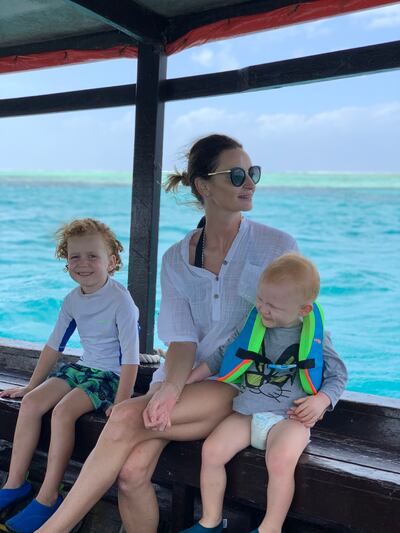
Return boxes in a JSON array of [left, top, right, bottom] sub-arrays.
[[36, 388, 94, 505], [259, 419, 310, 533], [4, 379, 71, 488], [200, 412, 251, 527]]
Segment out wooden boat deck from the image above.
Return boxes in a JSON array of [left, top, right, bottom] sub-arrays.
[[1, 342, 399, 532]]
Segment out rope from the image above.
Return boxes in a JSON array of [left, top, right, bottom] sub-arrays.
[[139, 349, 165, 364]]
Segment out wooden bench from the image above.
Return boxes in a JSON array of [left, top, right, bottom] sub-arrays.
[[1, 340, 400, 533]]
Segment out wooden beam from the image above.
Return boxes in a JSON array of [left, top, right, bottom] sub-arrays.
[[67, 0, 166, 45], [1, 40, 399, 118], [160, 39, 400, 101], [128, 44, 166, 353], [0, 85, 136, 118]]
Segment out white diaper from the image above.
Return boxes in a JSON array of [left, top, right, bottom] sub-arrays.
[[251, 412, 285, 450]]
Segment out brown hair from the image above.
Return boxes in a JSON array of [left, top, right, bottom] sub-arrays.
[[260, 252, 320, 302], [55, 218, 123, 274], [164, 134, 242, 204]]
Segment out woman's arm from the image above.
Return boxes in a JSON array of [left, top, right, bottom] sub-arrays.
[[186, 362, 213, 384], [143, 341, 197, 431]]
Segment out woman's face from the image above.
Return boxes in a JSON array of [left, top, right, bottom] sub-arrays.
[[202, 148, 257, 214]]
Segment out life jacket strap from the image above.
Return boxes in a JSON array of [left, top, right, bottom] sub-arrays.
[[236, 348, 315, 370], [297, 359, 315, 369], [236, 347, 264, 364]]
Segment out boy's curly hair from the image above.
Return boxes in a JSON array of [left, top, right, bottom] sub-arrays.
[[55, 218, 123, 274]]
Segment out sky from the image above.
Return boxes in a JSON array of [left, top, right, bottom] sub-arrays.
[[0, 4, 399, 173]]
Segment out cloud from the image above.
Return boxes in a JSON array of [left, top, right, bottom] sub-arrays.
[[190, 43, 239, 71], [167, 106, 250, 164], [303, 19, 333, 38], [370, 101, 400, 118], [257, 102, 400, 134], [61, 108, 135, 134], [166, 101, 400, 171], [191, 48, 215, 67], [255, 102, 400, 171], [173, 106, 249, 131], [353, 4, 400, 29]]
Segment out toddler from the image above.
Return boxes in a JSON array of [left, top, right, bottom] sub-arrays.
[[183, 253, 347, 533]]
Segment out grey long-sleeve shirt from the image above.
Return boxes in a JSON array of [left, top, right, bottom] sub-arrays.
[[206, 323, 347, 417]]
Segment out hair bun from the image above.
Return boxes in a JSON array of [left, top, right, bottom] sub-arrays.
[[180, 170, 190, 186], [164, 169, 191, 193]]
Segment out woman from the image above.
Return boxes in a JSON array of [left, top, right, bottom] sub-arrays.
[[37, 134, 298, 533]]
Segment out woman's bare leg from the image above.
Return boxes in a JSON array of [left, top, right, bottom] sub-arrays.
[[4, 379, 71, 488], [36, 388, 94, 505], [118, 439, 168, 533], [37, 381, 237, 533], [200, 413, 251, 527], [258, 419, 310, 533]]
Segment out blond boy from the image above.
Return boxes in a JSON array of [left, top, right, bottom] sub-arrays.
[[182, 253, 347, 533], [0, 219, 139, 533]]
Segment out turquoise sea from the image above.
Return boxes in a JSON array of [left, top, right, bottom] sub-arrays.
[[1, 171, 399, 399]]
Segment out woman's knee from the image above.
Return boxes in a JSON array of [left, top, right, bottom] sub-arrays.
[[110, 400, 142, 426], [118, 447, 155, 492], [105, 401, 143, 442], [118, 461, 150, 492]]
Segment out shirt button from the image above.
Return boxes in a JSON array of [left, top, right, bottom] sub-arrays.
[[214, 294, 219, 299], [223, 260, 228, 265], [215, 276, 219, 281]]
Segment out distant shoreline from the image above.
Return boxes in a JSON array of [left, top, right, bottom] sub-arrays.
[[1, 171, 400, 189]]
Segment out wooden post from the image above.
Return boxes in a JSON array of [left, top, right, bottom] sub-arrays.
[[128, 43, 166, 353]]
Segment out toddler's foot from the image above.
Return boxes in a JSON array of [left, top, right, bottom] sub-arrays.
[[5, 494, 63, 533], [0, 482, 32, 512], [179, 521, 223, 533]]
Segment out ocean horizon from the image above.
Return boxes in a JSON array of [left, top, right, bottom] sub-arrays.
[[1, 170, 400, 188]]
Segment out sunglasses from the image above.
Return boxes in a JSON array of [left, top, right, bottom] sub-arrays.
[[207, 165, 261, 187]]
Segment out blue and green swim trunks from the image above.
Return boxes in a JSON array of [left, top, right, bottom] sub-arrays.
[[51, 363, 119, 411]]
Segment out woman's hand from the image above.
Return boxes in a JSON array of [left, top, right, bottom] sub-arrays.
[[0, 385, 33, 399], [105, 404, 114, 417], [287, 391, 331, 428], [186, 362, 212, 384], [142, 382, 180, 431]]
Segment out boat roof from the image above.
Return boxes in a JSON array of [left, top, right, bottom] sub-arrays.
[[1, 0, 397, 73]]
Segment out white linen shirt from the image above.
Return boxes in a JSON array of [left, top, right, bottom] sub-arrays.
[[153, 218, 298, 383]]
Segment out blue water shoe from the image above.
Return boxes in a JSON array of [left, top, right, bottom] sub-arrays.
[[0, 482, 32, 512], [5, 494, 63, 533], [179, 522, 223, 533]]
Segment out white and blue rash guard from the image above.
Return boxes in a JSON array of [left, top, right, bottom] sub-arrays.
[[47, 277, 140, 375]]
